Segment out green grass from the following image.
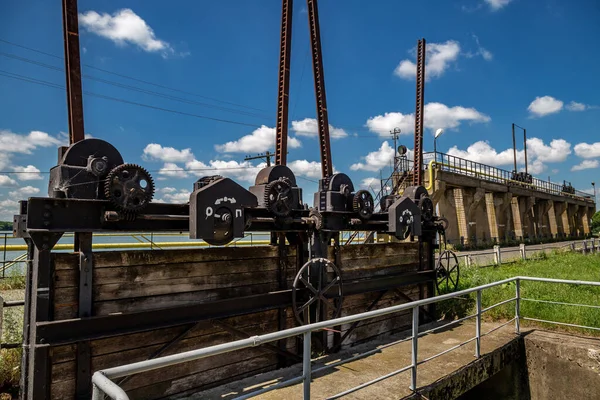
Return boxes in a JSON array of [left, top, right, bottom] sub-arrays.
[[0, 272, 25, 398], [436, 251, 600, 336]]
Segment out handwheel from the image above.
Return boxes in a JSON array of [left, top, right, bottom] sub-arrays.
[[435, 250, 460, 293], [292, 258, 343, 325]]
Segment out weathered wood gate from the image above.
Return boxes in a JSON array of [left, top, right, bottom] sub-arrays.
[[20, 239, 431, 400]]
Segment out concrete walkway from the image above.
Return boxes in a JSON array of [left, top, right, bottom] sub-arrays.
[[192, 321, 516, 400]]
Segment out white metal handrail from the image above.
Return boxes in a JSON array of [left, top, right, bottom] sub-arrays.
[[91, 276, 600, 400]]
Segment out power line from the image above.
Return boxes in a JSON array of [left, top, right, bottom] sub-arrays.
[[0, 38, 384, 138], [0, 51, 270, 119], [0, 69, 263, 128], [0, 37, 267, 112]]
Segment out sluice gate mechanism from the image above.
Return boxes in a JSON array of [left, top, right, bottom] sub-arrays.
[[14, 1, 459, 399]]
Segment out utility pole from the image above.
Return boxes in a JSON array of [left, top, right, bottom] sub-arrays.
[[244, 151, 274, 166], [390, 128, 401, 172]]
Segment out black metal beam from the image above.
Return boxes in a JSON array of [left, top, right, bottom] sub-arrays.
[[35, 272, 434, 346], [62, 0, 85, 144], [75, 233, 93, 399]]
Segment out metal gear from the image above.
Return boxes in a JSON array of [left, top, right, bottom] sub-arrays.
[[104, 164, 155, 214], [419, 196, 434, 222], [435, 250, 460, 293], [264, 177, 293, 217], [352, 190, 374, 220], [292, 258, 343, 325], [309, 209, 323, 230]]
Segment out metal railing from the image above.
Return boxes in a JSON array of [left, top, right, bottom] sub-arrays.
[[91, 276, 600, 400], [432, 152, 593, 200]]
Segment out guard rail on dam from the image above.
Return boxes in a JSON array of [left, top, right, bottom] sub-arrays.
[[92, 276, 600, 400], [413, 152, 596, 246]]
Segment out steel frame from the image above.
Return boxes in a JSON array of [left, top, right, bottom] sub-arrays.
[[91, 276, 600, 400]]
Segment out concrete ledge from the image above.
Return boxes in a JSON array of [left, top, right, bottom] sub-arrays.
[[404, 339, 523, 400]]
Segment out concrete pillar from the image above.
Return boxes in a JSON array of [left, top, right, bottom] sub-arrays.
[[547, 200, 559, 238], [582, 206, 591, 235], [570, 204, 580, 237], [560, 202, 570, 238], [525, 197, 536, 239], [511, 197, 524, 240], [485, 193, 499, 243], [454, 188, 469, 244]]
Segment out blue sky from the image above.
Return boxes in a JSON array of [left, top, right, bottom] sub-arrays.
[[1, 0, 599, 219]]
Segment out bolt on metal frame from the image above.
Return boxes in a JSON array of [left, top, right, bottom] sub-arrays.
[[91, 276, 600, 400]]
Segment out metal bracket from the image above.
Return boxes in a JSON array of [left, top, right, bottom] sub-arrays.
[[76, 232, 93, 399]]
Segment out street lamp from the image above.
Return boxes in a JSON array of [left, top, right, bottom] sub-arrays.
[[434, 128, 444, 162]]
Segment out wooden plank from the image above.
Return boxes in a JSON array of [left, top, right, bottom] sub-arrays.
[[50, 310, 295, 364], [53, 246, 295, 270], [340, 312, 413, 347], [54, 256, 297, 289], [341, 263, 419, 281], [339, 242, 419, 261], [54, 280, 293, 319]]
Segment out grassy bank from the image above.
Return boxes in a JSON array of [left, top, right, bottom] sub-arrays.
[[0, 274, 25, 399], [437, 251, 600, 335]]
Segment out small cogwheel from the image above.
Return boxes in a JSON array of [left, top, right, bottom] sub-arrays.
[[352, 190, 374, 220], [309, 209, 323, 230], [264, 178, 294, 217], [104, 164, 155, 214]]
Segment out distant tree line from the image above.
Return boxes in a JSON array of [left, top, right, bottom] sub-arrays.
[[593, 211, 600, 235], [0, 221, 13, 231]]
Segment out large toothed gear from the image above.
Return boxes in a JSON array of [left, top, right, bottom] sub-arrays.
[[264, 177, 294, 217], [104, 163, 155, 214], [352, 190, 374, 220]]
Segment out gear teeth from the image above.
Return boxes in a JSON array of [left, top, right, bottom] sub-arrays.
[[104, 163, 155, 214], [352, 190, 374, 220], [264, 177, 293, 217]]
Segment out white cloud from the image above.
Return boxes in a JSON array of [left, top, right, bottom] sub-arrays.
[[571, 160, 599, 171], [468, 35, 493, 61], [0, 198, 18, 221], [447, 141, 518, 167], [143, 143, 194, 163], [215, 125, 301, 153], [0, 175, 18, 187], [0, 129, 63, 154], [350, 142, 395, 172], [447, 137, 571, 174], [527, 96, 564, 117], [366, 102, 490, 136], [160, 189, 191, 203], [565, 101, 593, 112], [12, 165, 43, 181], [9, 186, 40, 198], [394, 40, 461, 81], [158, 162, 189, 178], [484, 0, 513, 11], [574, 142, 600, 159], [360, 177, 380, 189], [291, 118, 348, 139], [185, 159, 265, 183], [79, 9, 174, 57], [526, 138, 571, 163], [159, 187, 177, 193], [288, 160, 326, 179]]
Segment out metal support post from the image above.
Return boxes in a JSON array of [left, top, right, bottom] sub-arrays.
[[76, 232, 93, 399], [62, 0, 85, 144], [493, 245, 501, 265], [515, 279, 521, 334], [302, 332, 312, 400], [410, 306, 419, 391], [475, 290, 482, 358]]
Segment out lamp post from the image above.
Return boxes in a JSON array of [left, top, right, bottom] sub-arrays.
[[434, 128, 444, 162]]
